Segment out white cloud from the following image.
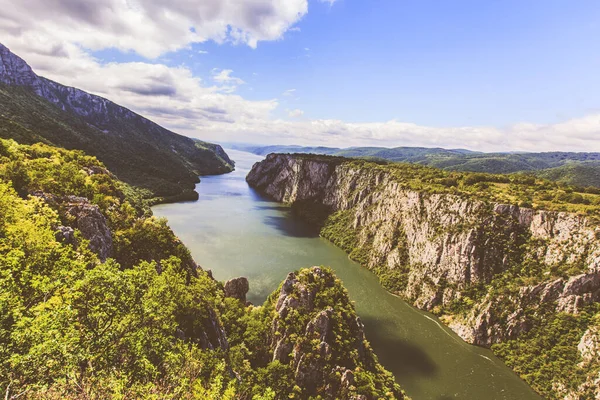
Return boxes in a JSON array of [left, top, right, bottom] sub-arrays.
[[198, 50, 209, 54], [5, 39, 600, 153], [282, 89, 296, 97], [0, 0, 310, 58], [212, 69, 245, 92], [288, 109, 304, 118]]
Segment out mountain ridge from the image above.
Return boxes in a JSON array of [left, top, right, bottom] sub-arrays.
[[0, 43, 234, 201]]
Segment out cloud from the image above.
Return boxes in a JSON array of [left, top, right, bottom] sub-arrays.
[[198, 50, 209, 54], [0, 1, 598, 153], [213, 69, 245, 86], [4, 39, 600, 153], [0, 0, 310, 58], [288, 109, 304, 118]]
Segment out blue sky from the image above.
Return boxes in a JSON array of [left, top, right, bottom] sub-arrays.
[[3, 0, 600, 150], [94, 0, 600, 127]]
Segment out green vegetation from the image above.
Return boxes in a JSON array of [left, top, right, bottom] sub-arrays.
[[292, 153, 600, 217], [0, 139, 402, 399], [0, 83, 233, 202], [492, 306, 600, 399]]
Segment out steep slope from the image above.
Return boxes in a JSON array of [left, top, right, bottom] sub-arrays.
[[0, 43, 233, 201], [0, 139, 403, 399], [247, 153, 600, 399]]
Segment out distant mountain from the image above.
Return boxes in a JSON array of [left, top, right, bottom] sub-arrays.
[[226, 143, 340, 156], [232, 143, 600, 188], [0, 43, 234, 201]]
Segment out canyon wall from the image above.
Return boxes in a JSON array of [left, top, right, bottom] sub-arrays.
[[247, 153, 600, 399]]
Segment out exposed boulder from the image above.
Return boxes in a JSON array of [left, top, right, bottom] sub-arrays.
[[224, 277, 250, 303], [31, 193, 113, 262], [64, 196, 113, 262], [55, 225, 76, 246]]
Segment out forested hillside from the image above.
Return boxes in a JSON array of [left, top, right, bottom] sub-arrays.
[[0, 44, 234, 203], [234, 143, 600, 188], [0, 139, 404, 399]]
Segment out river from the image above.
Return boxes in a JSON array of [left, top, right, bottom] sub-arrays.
[[152, 149, 541, 400]]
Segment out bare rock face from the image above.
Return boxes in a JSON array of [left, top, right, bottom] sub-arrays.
[[54, 225, 76, 246], [560, 323, 600, 400], [31, 193, 113, 262], [64, 196, 113, 262], [247, 154, 600, 342], [578, 324, 600, 365], [224, 277, 249, 303], [450, 272, 600, 346], [198, 307, 229, 351]]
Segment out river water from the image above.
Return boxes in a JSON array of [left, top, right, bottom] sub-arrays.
[[152, 149, 541, 400]]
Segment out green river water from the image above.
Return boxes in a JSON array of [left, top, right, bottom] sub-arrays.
[[152, 149, 541, 400]]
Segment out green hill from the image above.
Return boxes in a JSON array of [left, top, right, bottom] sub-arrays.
[[233, 143, 600, 188]]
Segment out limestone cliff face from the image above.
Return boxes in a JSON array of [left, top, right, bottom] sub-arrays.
[[247, 154, 600, 344]]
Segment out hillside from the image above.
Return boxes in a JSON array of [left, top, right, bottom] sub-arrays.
[[0, 44, 234, 202], [0, 139, 405, 399], [233, 143, 600, 188], [247, 153, 600, 400]]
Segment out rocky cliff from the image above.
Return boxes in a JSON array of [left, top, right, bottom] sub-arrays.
[[247, 153, 600, 399]]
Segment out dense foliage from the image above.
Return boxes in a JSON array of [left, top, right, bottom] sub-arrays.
[[0, 139, 403, 399]]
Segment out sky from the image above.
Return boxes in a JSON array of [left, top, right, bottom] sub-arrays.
[[1, 0, 600, 152]]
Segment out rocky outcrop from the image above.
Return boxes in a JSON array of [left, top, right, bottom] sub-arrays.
[[224, 277, 249, 303], [269, 267, 403, 399], [562, 322, 600, 400], [32, 193, 113, 261], [450, 271, 600, 346], [63, 196, 113, 262], [198, 307, 229, 351]]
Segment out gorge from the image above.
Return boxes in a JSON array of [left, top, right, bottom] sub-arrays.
[[244, 152, 600, 399], [153, 150, 542, 400]]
